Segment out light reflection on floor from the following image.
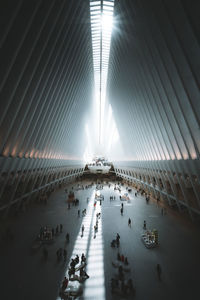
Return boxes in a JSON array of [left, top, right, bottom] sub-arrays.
[[57, 191, 105, 299], [83, 200, 105, 300]]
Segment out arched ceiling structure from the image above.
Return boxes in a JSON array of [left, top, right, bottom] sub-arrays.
[[0, 0, 200, 218], [108, 0, 200, 162], [0, 0, 94, 161]]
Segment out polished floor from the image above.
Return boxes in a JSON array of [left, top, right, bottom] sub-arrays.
[[1, 180, 200, 300]]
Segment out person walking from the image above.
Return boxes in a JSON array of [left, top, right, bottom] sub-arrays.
[[120, 207, 123, 215], [116, 233, 120, 248], [81, 225, 84, 237], [78, 209, 80, 217], [128, 218, 131, 227]]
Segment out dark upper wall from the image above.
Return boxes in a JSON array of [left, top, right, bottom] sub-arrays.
[[0, 0, 94, 161], [108, 0, 200, 161]]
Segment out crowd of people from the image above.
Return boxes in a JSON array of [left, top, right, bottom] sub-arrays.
[[38, 226, 54, 242], [117, 252, 129, 265], [111, 233, 135, 297], [34, 180, 163, 299], [67, 253, 89, 282], [40, 228, 69, 261]]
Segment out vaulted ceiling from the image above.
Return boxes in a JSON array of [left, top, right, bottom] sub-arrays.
[[0, 0, 199, 163]]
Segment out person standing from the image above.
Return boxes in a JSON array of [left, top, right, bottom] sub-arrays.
[[62, 277, 68, 290], [56, 249, 60, 261], [156, 264, 162, 280], [65, 233, 69, 243], [128, 218, 131, 227], [63, 249, 67, 261], [59, 248, 63, 259], [43, 247, 48, 259], [124, 257, 129, 265], [143, 220, 146, 229], [81, 253, 86, 263]]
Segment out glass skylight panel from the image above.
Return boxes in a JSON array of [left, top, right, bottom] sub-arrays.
[[103, 0, 114, 5], [90, 1, 100, 3], [91, 20, 100, 25], [90, 1, 101, 5], [90, 5, 101, 10], [90, 11, 101, 16], [103, 5, 113, 10], [92, 20, 101, 23]]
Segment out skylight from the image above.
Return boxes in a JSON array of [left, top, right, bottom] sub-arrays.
[[90, 0, 115, 145]]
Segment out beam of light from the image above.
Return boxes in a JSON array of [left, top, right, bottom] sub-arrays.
[[83, 199, 105, 299], [83, 0, 123, 161], [90, 0, 115, 145], [56, 191, 105, 300]]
